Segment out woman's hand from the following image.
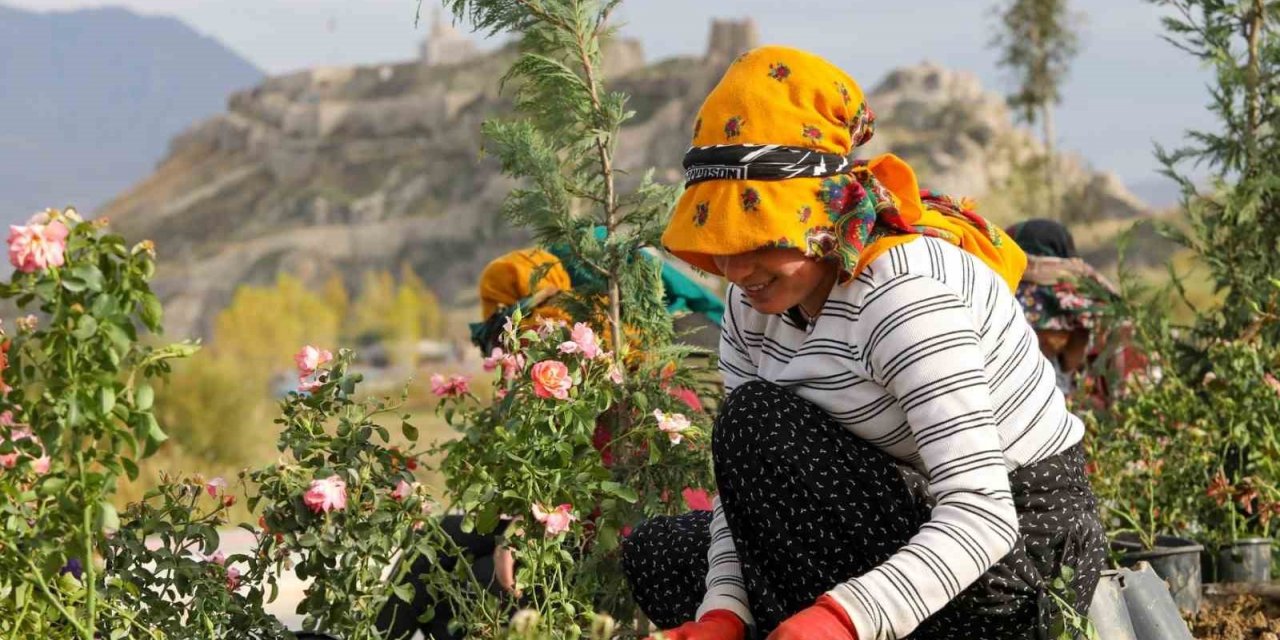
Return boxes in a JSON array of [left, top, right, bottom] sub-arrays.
[[647, 609, 745, 640], [766, 595, 857, 640], [494, 543, 520, 597]]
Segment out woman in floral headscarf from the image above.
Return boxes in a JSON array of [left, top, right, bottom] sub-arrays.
[[620, 46, 1106, 640], [1007, 218, 1119, 395]]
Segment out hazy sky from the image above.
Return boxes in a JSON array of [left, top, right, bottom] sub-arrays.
[[9, 0, 1217, 201]]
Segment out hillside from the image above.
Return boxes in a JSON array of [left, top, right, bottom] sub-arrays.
[[97, 18, 1153, 340]]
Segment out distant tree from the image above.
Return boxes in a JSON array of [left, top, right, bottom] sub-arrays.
[[211, 273, 341, 384], [991, 0, 1082, 218]]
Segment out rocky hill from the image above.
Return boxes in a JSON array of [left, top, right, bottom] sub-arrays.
[[99, 18, 1151, 340]]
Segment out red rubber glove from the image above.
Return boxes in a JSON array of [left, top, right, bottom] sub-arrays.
[[767, 595, 858, 640], [648, 609, 746, 640]]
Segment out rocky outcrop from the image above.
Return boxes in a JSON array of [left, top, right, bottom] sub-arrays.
[[99, 26, 1149, 340]]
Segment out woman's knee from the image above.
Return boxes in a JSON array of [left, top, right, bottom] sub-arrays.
[[714, 380, 811, 463]]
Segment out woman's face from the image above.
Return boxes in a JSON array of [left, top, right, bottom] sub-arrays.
[[713, 248, 838, 315]]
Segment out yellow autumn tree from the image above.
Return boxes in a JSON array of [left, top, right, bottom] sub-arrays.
[[211, 273, 342, 385]]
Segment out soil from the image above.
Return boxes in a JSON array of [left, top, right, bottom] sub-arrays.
[[1188, 595, 1280, 640]]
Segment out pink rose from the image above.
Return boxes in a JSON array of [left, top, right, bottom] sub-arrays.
[[225, 565, 241, 591], [557, 341, 580, 355], [298, 377, 324, 393], [8, 215, 69, 273], [206, 550, 227, 566], [303, 475, 348, 514], [483, 348, 505, 372], [570, 323, 601, 359], [31, 455, 50, 476], [532, 503, 576, 537], [608, 365, 624, 385], [495, 388, 509, 400], [206, 477, 227, 498], [391, 479, 414, 501], [501, 353, 526, 381], [430, 374, 471, 398], [530, 360, 572, 400], [294, 345, 333, 377], [653, 409, 690, 445]]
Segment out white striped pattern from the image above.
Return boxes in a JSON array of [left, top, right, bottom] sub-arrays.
[[699, 236, 1082, 639]]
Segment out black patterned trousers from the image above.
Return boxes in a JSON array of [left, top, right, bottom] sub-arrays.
[[621, 381, 1106, 639]]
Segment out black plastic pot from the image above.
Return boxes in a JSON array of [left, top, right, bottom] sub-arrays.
[[1215, 537, 1274, 583], [1112, 534, 1204, 613]]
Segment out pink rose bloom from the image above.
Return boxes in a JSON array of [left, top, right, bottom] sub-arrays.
[[501, 353, 526, 381], [8, 216, 69, 273], [653, 409, 691, 445], [294, 345, 333, 377], [668, 386, 703, 412], [225, 565, 242, 591], [303, 475, 348, 514], [206, 550, 227, 566], [532, 503, 576, 537], [483, 348, 505, 372], [608, 365, 624, 385], [31, 455, 50, 476], [557, 341, 580, 355], [391, 479, 414, 501], [429, 374, 471, 398], [570, 323, 601, 359], [205, 477, 227, 498], [530, 360, 572, 400], [682, 488, 714, 512], [298, 377, 324, 393], [495, 388, 509, 400]]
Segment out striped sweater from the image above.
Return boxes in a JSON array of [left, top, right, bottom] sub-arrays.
[[699, 236, 1083, 639]]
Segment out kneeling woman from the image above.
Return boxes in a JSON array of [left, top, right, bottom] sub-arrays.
[[621, 46, 1105, 640]]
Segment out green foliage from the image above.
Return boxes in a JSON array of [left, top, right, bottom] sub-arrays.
[[430, 314, 713, 637], [1084, 1, 1280, 553], [0, 209, 198, 638], [1150, 0, 1280, 340]]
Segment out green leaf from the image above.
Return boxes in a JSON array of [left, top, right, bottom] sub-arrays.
[[102, 322, 130, 354], [61, 276, 87, 293], [401, 421, 419, 441], [37, 477, 67, 497], [134, 382, 154, 411], [142, 414, 168, 456], [139, 293, 163, 332], [70, 264, 104, 292], [121, 457, 139, 481], [99, 387, 115, 415], [97, 501, 120, 534], [71, 314, 98, 340], [600, 481, 638, 503], [393, 582, 416, 603]]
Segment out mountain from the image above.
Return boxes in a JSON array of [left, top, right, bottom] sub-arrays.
[[0, 4, 264, 221], [97, 18, 1152, 340]]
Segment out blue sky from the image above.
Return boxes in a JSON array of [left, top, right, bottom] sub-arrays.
[[10, 0, 1216, 203]]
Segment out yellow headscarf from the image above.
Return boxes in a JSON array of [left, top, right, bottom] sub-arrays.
[[661, 45, 1026, 291], [477, 248, 573, 323]]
